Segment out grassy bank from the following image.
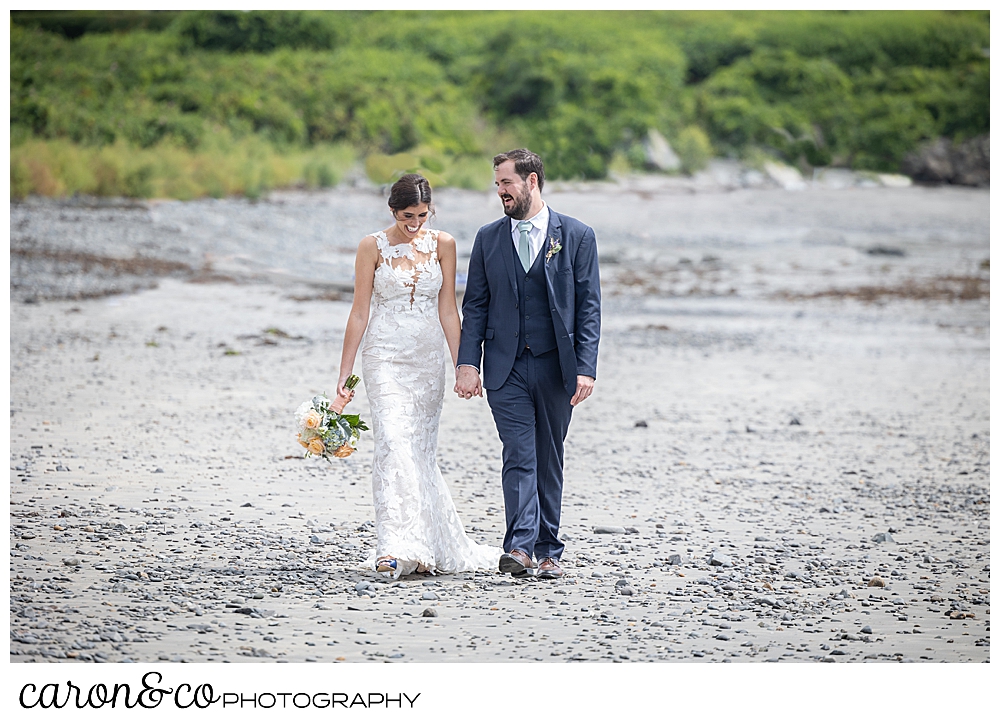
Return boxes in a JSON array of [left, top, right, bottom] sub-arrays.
[[10, 10, 989, 200]]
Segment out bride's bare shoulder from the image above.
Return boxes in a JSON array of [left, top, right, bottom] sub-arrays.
[[434, 230, 457, 249]]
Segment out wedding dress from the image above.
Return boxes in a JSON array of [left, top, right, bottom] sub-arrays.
[[360, 229, 500, 577]]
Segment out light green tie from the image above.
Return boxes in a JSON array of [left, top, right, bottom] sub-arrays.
[[517, 221, 533, 272]]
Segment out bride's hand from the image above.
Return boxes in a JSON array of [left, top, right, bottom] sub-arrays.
[[331, 377, 355, 414]]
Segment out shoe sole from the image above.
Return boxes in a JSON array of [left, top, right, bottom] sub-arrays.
[[498, 554, 530, 575], [536, 570, 562, 580]]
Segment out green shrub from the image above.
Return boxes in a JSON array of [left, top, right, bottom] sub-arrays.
[[8, 10, 990, 198], [674, 126, 713, 173]]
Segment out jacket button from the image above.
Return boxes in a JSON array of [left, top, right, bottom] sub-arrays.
[[525, 315, 530, 320], [514, 332, 518, 337]]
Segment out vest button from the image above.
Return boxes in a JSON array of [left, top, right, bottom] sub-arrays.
[[525, 315, 530, 320]]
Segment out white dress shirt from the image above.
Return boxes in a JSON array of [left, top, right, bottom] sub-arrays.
[[510, 203, 549, 268]]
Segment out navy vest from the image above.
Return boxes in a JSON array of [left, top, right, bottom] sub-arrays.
[[512, 234, 557, 357]]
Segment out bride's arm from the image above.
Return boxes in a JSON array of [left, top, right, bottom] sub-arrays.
[[436, 232, 462, 368], [337, 235, 379, 396]]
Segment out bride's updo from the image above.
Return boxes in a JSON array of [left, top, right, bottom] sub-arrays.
[[388, 173, 432, 215]]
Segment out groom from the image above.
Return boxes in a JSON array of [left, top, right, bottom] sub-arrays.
[[455, 148, 601, 580]]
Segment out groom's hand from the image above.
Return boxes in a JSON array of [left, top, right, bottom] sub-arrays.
[[570, 375, 595, 406], [454, 366, 483, 399]]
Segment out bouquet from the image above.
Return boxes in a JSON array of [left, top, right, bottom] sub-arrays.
[[295, 375, 368, 460]]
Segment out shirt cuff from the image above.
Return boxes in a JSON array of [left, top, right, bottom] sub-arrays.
[[456, 364, 480, 372]]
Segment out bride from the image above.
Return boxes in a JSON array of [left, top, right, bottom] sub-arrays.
[[334, 173, 501, 579]]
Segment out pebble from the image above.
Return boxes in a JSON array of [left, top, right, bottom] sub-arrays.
[[868, 576, 886, 587], [871, 532, 894, 543], [594, 526, 626, 535], [421, 608, 438, 618], [421, 591, 439, 600], [709, 551, 732, 567], [861, 625, 873, 634]]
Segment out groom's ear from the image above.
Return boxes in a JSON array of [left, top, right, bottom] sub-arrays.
[[528, 172, 539, 192]]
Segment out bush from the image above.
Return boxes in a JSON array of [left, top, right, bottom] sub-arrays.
[[674, 126, 713, 173], [8, 10, 990, 198]]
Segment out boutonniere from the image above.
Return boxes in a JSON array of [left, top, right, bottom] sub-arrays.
[[545, 236, 562, 264]]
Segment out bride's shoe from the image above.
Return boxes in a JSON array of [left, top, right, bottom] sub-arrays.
[[376, 556, 400, 579]]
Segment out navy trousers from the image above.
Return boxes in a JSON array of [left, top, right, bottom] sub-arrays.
[[486, 348, 573, 561]]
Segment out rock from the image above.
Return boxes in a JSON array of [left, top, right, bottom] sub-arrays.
[[753, 556, 768, 564], [666, 554, 684, 566], [618, 586, 635, 596], [901, 135, 989, 186], [871, 532, 894, 543], [867, 576, 886, 587], [876, 174, 913, 188], [421, 608, 438, 618], [789, 416, 801, 425], [62, 557, 80, 567], [591, 572, 603, 578], [866, 246, 906, 257], [634, 420, 648, 428], [594, 526, 626, 535], [861, 625, 873, 635], [153, 468, 164, 473], [709, 551, 732, 567], [421, 591, 439, 601], [353, 581, 371, 592], [714, 633, 730, 641], [763, 161, 807, 191], [614, 578, 629, 588], [643, 129, 682, 172], [240, 503, 252, 508], [830, 649, 847, 656]]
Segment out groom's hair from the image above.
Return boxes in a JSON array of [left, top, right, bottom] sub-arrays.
[[493, 149, 544, 192]]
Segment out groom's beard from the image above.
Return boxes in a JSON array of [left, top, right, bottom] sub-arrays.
[[502, 185, 533, 220]]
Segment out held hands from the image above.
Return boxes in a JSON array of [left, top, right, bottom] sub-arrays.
[[454, 366, 482, 400], [570, 375, 595, 406]]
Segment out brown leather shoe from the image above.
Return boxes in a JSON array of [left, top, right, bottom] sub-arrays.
[[499, 549, 534, 575], [536, 557, 563, 580]]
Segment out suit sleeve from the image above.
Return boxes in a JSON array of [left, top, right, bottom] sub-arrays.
[[572, 226, 601, 379], [457, 228, 489, 370]]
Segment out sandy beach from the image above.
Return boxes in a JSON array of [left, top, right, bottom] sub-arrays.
[[9, 177, 990, 666]]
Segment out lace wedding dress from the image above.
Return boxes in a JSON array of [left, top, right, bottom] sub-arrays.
[[360, 229, 500, 577]]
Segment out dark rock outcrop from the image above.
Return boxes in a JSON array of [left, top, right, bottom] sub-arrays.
[[901, 135, 989, 187]]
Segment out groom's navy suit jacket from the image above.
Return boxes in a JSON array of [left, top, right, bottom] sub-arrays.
[[458, 209, 601, 396]]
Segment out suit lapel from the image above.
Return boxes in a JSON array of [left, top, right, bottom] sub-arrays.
[[497, 219, 518, 296], [543, 210, 563, 282], [543, 210, 570, 330]]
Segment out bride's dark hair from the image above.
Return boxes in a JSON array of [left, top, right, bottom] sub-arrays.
[[388, 173, 433, 215]]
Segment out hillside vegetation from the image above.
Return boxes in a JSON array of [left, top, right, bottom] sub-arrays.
[[10, 10, 989, 199]]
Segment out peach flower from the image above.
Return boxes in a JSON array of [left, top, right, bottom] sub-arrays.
[[333, 444, 354, 458], [307, 438, 325, 455], [304, 410, 322, 429]]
